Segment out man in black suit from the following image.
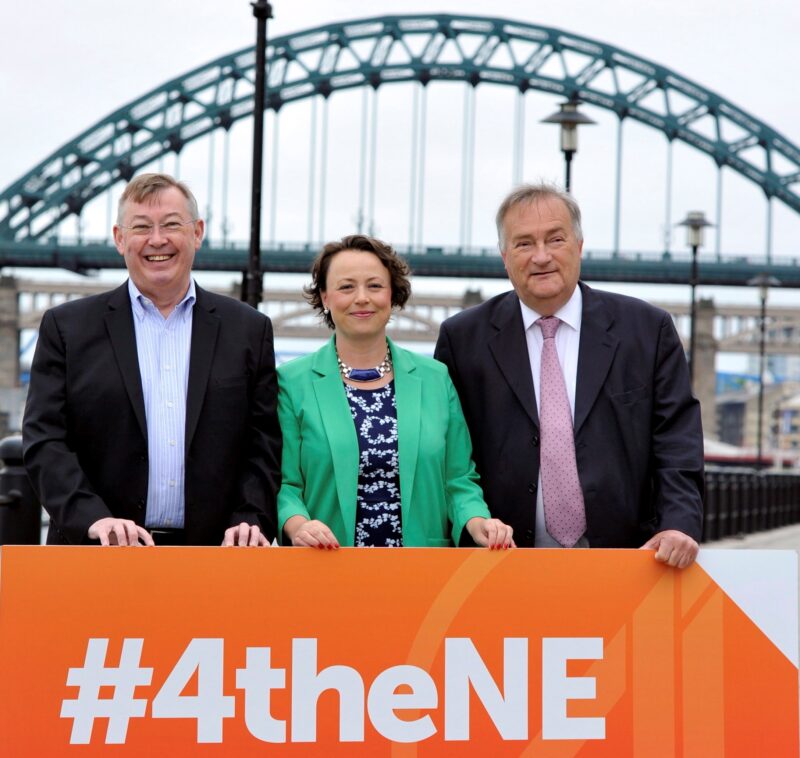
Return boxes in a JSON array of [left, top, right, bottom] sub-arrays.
[[23, 173, 281, 546], [435, 183, 703, 567]]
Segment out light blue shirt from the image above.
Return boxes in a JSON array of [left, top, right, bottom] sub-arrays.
[[128, 279, 195, 528]]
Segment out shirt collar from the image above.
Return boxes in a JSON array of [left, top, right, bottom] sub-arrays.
[[518, 284, 583, 334], [128, 278, 196, 322]]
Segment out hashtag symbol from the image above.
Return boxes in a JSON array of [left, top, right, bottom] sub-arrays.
[[61, 638, 153, 744]]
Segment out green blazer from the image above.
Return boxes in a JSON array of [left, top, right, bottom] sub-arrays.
[[277, 337, 490, 546]]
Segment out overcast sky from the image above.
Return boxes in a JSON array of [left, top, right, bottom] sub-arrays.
[[3, 1, 797, 175], [2, 0, 799, 309]]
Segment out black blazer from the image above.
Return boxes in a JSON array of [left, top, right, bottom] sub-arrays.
[[434, 283, 704, 548], [23, 282, 281, 545]]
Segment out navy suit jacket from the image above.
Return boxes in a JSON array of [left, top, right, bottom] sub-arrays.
[[23, 282, 281, 545], [434, 282, 704, 548]]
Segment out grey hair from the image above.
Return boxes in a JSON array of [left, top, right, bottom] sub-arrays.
[[495, 182, 583, 249], [116, 173, 199, 225]]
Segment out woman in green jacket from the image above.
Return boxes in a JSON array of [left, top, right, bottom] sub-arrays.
[[277, 234, 514, 549]]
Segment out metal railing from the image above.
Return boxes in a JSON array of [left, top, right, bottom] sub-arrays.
[[0, 435, 41, 545], [702, 467, 800, 542], [2, 433, 798, 546]]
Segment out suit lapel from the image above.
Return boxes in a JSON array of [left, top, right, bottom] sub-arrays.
[[574, 283, 618, 434], [313, 339, 359, 546], [186, 286, 220, 448], [488, 293, 538, 426], [104, 283, 147, 440], [391, 341, 420, 530]]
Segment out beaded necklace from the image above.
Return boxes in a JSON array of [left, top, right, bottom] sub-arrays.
[[337, 345, 393, 382]]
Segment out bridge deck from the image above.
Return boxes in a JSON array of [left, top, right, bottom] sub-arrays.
[[3, 239, 800, 287]]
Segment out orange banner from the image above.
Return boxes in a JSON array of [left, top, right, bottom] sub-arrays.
[[0, 546, 796, 756]]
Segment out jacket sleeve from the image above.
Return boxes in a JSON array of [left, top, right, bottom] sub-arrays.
[[275, 371, 312, 541], [229, 316, 282, 541], [651, 311, 705, 540], [22, 309, 113, 543], [443, 374, 491, 544]]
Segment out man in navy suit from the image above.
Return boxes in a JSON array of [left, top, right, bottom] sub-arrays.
[[435, 183, 703, 567], [23, 173, 281, 546]]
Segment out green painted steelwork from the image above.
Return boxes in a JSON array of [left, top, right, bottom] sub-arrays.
[[1, 13, 799, 276], [3, 237, 800, 287]]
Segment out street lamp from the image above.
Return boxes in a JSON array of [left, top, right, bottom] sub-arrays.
[[541, 97, 596, 193], [748, 273, 781, 468], [677, 211, 713, 385]]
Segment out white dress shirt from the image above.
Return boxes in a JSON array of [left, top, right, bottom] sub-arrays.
[[519, 286, 587, 547]]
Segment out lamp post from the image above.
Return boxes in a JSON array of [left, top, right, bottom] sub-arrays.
[[748, 274, 781, 467], [243, 0, 274, 308], [677, 211, 713, 386], [541, 97, 596, 193]]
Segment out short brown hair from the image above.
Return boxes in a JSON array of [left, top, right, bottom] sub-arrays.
[[305, 235, 412, 329], [495, 182, 583, 249], [117, 173, 199, 225]]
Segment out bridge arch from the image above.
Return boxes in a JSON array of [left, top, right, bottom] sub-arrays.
[[2, 13, 799, 242]]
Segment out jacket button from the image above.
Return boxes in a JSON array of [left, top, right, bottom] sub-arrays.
[[137, 498, 145, 510], [527, 483, 536, 494], [531, 435, 539, 446]]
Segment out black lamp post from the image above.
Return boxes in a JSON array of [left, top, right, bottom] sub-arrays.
[[541, 97, 596, 193], [748, 274, 781, 467], [243, 0, 274, 308], [677, 211, 713, 386]]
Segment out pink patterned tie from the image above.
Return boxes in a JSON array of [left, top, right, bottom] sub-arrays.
[[538, 316, 586, 547]]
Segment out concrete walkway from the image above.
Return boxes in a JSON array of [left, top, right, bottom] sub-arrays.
[[702, 523, 800, 553]]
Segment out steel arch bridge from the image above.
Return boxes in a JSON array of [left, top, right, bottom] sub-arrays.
[[1, 13, 799, 281]]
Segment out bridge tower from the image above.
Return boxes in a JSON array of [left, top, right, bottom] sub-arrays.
[[0, 277, 19, 389], [696, 299, 718, 440]]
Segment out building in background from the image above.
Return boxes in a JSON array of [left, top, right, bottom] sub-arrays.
[[775, 392, 800, 452], [716, 380, 800, 458]]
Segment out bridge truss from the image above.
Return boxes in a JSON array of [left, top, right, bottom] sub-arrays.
[[1, 14, 799, 282]]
